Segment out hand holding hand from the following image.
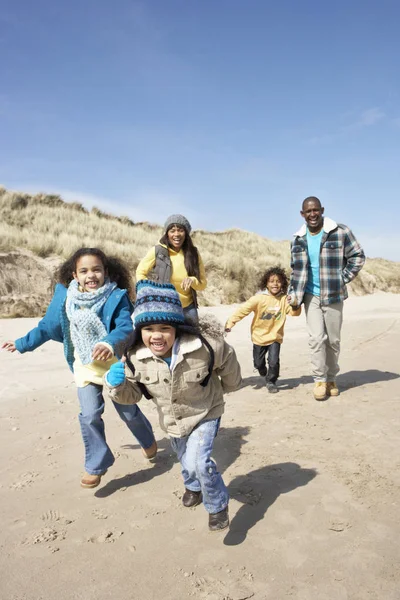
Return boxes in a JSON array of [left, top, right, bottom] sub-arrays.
[[2, 341, 17, 353], [106, 357, 126, 387], [92, 343, 113, 361], [181, 277, 194, 292]]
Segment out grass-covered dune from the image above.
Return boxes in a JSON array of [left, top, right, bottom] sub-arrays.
[[1, 186, 399, 317]]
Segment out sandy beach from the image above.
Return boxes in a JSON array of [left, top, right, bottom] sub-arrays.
[[0, 292, 399, 600]]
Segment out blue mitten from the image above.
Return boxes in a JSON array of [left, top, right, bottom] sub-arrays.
[[106, 361, 126, 387]]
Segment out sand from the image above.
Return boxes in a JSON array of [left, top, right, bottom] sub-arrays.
[[0, 293, 399, 600]]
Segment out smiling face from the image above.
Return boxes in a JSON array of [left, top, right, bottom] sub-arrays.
[[301, 198, 324, 233], [266, 274, 283, 296], [141, 324, 176, 358], [167, 225, 186, 251], [73, 254, 106, 292]]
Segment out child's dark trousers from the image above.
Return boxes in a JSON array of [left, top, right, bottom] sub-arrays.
[[253, 342, 281, 383]]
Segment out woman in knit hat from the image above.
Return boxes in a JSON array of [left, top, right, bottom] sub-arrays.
[[136, 214, 207, 324], [104, 280, 242, 532]]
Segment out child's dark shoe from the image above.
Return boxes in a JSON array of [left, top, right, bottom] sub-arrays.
[[266, 381, 279, 393], [182, 488, 202, 507], [208, 508, 229, 531]]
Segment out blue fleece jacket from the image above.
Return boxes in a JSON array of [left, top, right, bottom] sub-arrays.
[[15, 283, 134, 371]]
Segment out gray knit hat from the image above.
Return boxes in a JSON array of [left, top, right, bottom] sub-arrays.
[[164, 214, 192, 234]]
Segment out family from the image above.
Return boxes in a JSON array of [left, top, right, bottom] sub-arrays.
[[2, 196, 365, 532]]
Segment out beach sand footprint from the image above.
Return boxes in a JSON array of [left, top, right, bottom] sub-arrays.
[[87, 530, 124, 544]]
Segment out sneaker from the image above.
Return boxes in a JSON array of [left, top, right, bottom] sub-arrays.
[[209, 508, 229, 532], [182, 488, 202, 508], [327, 382, 339, 397], [142, 440, 157, 460], [313, 381, 327, 401], [266, 381, 279, 394], [80, 471, 107, 489]]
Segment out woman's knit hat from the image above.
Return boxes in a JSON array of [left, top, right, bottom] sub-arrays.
[[164, 214, 192, 235], [133, 280, 185, 329]]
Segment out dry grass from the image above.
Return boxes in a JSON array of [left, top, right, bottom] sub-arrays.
[[0, 185, 399, 317]]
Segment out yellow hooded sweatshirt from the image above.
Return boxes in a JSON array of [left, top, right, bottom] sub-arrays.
[[136, 243, 207, 308], [225, 292, 301, 346]]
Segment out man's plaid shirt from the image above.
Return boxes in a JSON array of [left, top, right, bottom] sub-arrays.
[[288, 217, 365, 306]]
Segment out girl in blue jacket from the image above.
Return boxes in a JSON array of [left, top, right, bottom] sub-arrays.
[[2, 247, 156, 489]]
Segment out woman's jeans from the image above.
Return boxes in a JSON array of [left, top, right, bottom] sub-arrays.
[[183, 303, 199, 326], [77, 383, 155, 475], [169, 418, 228, 514]]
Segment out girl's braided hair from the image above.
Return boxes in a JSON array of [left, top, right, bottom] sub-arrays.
[[258, 266, 288, 295], [57, 247, 134, 298]]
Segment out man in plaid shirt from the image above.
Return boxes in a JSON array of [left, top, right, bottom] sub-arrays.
[[288, 197, 365, 401]]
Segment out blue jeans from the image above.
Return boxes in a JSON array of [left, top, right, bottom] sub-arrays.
[[77, 383, 155, 475], [169, 418, 228, 514]]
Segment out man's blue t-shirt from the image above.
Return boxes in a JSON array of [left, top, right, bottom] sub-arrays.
[[305, 229, 323, 296]]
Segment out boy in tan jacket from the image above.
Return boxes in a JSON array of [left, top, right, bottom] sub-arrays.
[[225, 267, 301, 393], [104, 280, 241, 532]]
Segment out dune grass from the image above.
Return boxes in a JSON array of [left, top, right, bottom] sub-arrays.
[[0, 185, 399, 316]]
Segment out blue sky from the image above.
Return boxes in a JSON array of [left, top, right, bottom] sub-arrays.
[[1, 0, 399, 259]]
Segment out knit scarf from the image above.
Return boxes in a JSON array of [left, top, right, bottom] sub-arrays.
[[65, 279, 117, 365]]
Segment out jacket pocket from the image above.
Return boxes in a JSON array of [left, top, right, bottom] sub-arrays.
[[324, 241, 342, 250], [137, 371, 159, 385], [183, 367, 210, 384]]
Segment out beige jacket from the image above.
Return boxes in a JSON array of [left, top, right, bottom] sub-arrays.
[[104, 333, 242, 438]]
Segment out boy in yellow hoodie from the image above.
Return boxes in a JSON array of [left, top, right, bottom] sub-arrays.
[[225, 267, 301, 393]]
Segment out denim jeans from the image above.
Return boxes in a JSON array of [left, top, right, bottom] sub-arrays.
[[183, 303, 199, 326], [77, 383, 155, 475], [253, 342, 281, 382], [169, 418, 228, 514]]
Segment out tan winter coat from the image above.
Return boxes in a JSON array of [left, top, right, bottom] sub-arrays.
[[104, 332, 242, 438]]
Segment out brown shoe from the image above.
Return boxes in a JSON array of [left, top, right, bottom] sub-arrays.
[[142, 440, 157, 460], [313, 381, 327, 401], [209, 508, 229, 531], [182, 488, 202, 508], [80, 471, 106, 489], [327, 382, 340, 397]]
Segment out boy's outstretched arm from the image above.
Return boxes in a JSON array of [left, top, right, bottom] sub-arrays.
[[225, 296, 257, 332]]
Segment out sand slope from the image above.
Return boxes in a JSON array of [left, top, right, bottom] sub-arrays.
[[0, 293, 399, 600]]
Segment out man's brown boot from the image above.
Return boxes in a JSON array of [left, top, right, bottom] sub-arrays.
[[327, 382, 339, 397], [313, 381, 327, 401]]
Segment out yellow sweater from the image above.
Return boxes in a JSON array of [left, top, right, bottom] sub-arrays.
[[136, 244, 207, 308], [73, 342, 117, 387], [225, 292, 301, 346]]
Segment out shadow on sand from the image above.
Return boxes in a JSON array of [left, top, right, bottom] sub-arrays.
[[241, 369, 399, 392], [95, 425, 251, 499], [95, 438, 176, 498], [224, 462, 317, 546]]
